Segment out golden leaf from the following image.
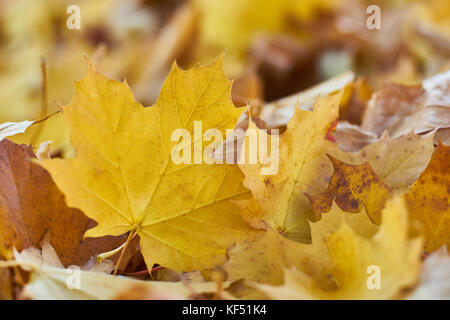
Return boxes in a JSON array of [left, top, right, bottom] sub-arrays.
[[238, 91, 344, 242], [38, 56, 259, 272]]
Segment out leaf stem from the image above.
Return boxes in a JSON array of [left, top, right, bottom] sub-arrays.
[[31, 57, 49, 146], [113, 231, 135, 275]]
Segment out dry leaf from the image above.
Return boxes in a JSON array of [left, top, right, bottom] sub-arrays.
[[9, 241, 218, 300], [0, 267, 12, 300], [238, 91, 343, 242], [0, 120, 34, 142], [362, 72, 450, 138], [259, 71, 354, 128], [225, 202, 377, 286], [306, 155, 393, 224], [38, 56, 259, 272], [332, 122, 378, 152], [0, 139, 89, 266], [257, 197, 422, 300], [405, 142, 450, 252], [331, 131, 435, 193]]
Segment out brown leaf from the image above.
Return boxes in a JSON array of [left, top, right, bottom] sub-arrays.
[[362, 83, 425, 136], [362, 72, 450, 138], [339, 76, 373, 125], [0, 139, 89, 266], [333, 122, 378, 152], [0, 266, 13, 300]]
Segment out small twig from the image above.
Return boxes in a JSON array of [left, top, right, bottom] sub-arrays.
[[123, 266, 164, 277], [31, 57, 49, 146], [151, 266, 165, 273], [124, 269, 149, 276]]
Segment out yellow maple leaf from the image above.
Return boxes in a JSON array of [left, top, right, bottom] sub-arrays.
[[256, 196, 422, 300], [238, 91, 343, 242], [406, 142, 450, 252], [38, 56, 259, 272]]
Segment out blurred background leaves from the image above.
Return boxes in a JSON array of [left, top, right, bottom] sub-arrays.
[[0, 0, 448, 155]]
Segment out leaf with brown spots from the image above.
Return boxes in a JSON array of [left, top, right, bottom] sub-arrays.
[[0, 139, 89, 266], [306, 155, 393, 224], [405, 142, 450, 252], [331, 131, 435, 193]]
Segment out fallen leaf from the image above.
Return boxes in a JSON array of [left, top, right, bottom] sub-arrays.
[[225, 202, 378, 285], [306, 155, 393, 224], [71, 223, 141, 273], [339, 76, 373, 124], [0, 139, 89, 266], [0, 111, 58, 143], [7, 240, 219, 300], [362, 83, 425, 136], [0, 120, 34, 142], [258, 71, 354, 128], [0, 266, 13, 300], [332, 122, 378, 152], [193, 0, 343, 60], [38, 56, 259, 272], [238, 91, 344, 242], [256, 196, 422, 299], [331, 131, 435, 193], [405, 142, 450, 252], [362, 71, 450, 138]]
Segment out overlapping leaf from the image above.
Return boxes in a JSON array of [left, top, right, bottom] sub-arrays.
[[306, 155, 392, 224], [0, 140, 88, 266], [257, 197, 422, 300], [238, 91, 344, 242]]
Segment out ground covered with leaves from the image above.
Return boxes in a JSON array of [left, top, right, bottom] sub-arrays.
[[0, 0, 449, 300]]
